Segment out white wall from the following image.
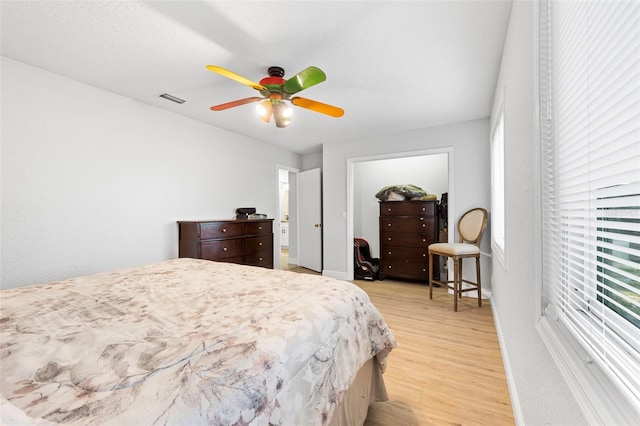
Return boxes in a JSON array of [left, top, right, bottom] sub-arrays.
[[353, 154, 448, 258], [489, 1, 585, 424], [1, 57, 301, 289], [322, 119, 491, 284], [302, 153, 322, 171]]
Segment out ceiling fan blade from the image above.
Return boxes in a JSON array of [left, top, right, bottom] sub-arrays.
[[206, 65, 266, 91], [210, 97, 263, 111], [282, 66, 326, 94], [291, 97, 344, 118]]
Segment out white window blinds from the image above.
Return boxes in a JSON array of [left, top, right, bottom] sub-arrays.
[[539, 0, 640, 414]]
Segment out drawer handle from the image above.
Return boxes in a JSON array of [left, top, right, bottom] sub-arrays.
[[423, 253, 426, 257], [422, 207, 426, 211], [422, 238, 426, 242], [223, 247, 228, 251], [388, 265, 392, 269], [388, 237, 392, 241], [222, 228, 227, 233], [422, 268, 426, 272], [259, 257, 263, 261], [388, 223, 392, 227], [387, 208, 392, 212], [258, 226, 263, 230], [259, 242, 263, 246], [420, 217, 424, 221], [388, 251, 392, 255], [422, 224, 426, 227]]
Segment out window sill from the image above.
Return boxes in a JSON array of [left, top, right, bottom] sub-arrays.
[[536, 316, 640, 425]]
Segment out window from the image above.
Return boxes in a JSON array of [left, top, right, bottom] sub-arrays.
[[538, 0, 640, 422], [491, 107, 505, 264]]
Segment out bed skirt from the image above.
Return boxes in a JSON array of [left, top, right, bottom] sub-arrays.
[[329, 358, 389, 426]]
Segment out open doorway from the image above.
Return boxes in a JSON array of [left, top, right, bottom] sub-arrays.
[[347, 148, 454, 280], [278, 167, 299, 270]]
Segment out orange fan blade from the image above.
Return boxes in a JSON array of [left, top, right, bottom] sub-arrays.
[[206, 65, 266, 91], [291, 97, 344, 118], [210, 97, 263, 111]]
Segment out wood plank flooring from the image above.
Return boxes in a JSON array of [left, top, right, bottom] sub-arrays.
[[286, 263, 515, 426], [354, 279, 514, 426]]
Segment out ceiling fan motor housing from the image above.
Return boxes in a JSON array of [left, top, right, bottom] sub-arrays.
[[267, 66, 285, 78], [260, 67, 287, 97]]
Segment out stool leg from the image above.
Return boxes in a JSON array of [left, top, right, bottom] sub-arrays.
[[458, 260, 463, 299], [476, 256, 482, 307], [428, 252, 433, 300], [453, 258, 459, 312]]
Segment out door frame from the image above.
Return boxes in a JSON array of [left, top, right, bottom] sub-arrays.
[[346, 147, 455, 280], [276, 165, 299, 270]]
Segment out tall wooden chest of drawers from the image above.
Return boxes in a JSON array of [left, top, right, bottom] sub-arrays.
[[379, 201, 438, 281], [178, 219, 274, 269]]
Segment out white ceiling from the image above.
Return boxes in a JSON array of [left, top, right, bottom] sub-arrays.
[[1, 1, 512, 155]]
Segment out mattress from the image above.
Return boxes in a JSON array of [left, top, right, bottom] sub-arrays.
[[0, 258, 396, 425]]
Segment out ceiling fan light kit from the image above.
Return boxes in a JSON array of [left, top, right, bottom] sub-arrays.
[[206, 65, 344, 128]]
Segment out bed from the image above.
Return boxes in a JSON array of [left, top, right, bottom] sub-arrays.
[[0, 258, 396, 425]]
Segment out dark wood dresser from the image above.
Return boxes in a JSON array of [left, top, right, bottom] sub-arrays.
[[178, 219, 274, 269], [379, 200, 439, 281]]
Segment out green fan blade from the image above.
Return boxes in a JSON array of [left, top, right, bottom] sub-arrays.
[[282, 66, 326, 94]]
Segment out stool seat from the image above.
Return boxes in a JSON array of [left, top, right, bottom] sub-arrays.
[[429, 243, 480, 256]]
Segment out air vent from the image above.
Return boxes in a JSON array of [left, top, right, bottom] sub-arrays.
[[159, 93, 186, 104]]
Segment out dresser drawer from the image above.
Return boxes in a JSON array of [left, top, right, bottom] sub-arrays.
[[201, 238, 244, 260], [380, 202, 436, 217], [380, 217, 436, 233], [200, 222, 243, 239], [245, 252, 273, 268], [244, 221, 272, 235], [244, 235, 273, 254], [381, 232, 437, 248], [381, 245, 429, 262], [381, 260, 430, 281], [214, 255, 244, 265]]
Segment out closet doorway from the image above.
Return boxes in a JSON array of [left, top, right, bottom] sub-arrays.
[[347, 148, 453, 280]]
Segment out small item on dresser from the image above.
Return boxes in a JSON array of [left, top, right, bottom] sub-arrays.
[[249, 213, 268, 219], [236, 207, 256, 219]]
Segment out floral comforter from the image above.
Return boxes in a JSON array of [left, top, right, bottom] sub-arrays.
[[0, 259, 396, 425]]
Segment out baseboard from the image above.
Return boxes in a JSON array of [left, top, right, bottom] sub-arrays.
[[491, 296, 525, 425], [323, 269, 350, 280]]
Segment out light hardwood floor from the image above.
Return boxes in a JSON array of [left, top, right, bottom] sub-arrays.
[[355, 279, 514, 426], [286, 260, 515, 426]]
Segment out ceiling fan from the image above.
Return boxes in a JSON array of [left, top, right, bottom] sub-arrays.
[[206, 65, 344, 128]]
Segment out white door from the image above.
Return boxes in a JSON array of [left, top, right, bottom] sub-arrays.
[[299, 168, 322, 272]]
